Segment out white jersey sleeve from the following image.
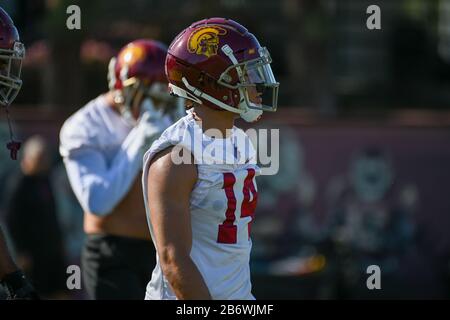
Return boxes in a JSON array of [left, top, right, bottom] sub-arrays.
[[59, 96, 172, 216]]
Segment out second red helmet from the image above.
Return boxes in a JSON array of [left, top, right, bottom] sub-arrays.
[[108, 39, 168, 91], [107, 39, 173, 124]]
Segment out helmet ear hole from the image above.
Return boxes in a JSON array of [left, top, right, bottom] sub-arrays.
[[196, 71, 220, 92], [198, 73, 205, 87]]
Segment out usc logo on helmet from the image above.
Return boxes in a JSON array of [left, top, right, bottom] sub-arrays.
[[187, 26, 227, 58]]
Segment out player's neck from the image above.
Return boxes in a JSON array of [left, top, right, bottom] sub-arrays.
[[192, 105, 236, 138]]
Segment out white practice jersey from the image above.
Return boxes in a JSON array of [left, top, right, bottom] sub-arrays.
[[60, 95, 173, 215], [142, 110, 260, 300]]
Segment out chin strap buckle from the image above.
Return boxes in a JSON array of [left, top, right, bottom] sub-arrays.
[[3, 104, 21, 160]]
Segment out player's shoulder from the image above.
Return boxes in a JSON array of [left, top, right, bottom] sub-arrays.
[[144, 113, 189, 158], [61, 95, 108, 133], [149, 145, 196, 174], [157, 112, 193, 142]]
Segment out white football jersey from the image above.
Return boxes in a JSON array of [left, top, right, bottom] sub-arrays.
[[142, 111, 260, 300]]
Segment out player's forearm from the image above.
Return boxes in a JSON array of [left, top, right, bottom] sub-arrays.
[[0, 227, 18, 279], [162, 253, 212, 300], [63, 147, 143, 216], [60, 119, 150, 216]]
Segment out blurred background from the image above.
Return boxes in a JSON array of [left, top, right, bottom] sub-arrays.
[[1, 0, 450, 299]]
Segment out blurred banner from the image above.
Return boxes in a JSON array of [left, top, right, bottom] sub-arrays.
[[249, 115, 450, 299]]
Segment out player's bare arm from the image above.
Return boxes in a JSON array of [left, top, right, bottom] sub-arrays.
[[147, 147, 212, 300]]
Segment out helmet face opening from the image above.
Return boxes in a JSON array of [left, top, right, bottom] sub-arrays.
[[218, 46, 279, 112], [0, 42, 25, 106], [118, 77, 180, 126]]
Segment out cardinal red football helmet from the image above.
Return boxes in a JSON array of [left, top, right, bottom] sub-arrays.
[[0, 7, 25, 107], [107, 39, 173, 124], [165, 18, 279, 122]]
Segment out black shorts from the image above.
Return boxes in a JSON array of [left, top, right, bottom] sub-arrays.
[[81, 234, 156, 300]]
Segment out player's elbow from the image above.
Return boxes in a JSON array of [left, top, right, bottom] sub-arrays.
[[85, 199, 111, 216], [159, 245, 190, 279]]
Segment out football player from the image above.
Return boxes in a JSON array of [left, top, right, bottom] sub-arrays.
[[142, 18, 279, 299], [0, 6, 39, 300], [59, 39, 182, 299]]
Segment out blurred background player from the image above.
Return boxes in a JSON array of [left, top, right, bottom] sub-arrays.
[[4, 135, 68, 299], [59, 39, 182, 299], [0, 6, 38, 300], [143, 18, 279, 299]]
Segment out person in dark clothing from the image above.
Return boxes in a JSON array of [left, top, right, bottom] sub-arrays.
[[5, 135, 67, 299], [0, 225, 39, 300]]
